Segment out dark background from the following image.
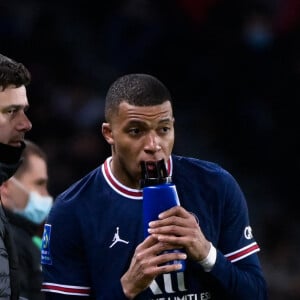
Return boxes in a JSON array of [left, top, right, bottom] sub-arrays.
[[1, 0, 299, 298]]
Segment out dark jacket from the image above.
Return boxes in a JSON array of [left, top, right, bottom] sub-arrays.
[[5, 211, 45, 300], [0, 142, 25, 300], [0, 204, 20, 300]]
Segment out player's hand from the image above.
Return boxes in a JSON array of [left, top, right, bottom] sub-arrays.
[[121, 234, 187, 299], [147, 206, 211, 262]]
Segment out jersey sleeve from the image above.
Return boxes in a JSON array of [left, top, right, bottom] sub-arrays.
[[41, 197, 92, 298], [211, 170, 268, 299], [218, 171, 259, 258]]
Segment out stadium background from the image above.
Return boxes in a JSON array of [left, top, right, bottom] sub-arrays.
[[1, 0, 299, 298]]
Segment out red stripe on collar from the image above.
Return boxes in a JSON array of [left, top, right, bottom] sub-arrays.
[[102, 157, 172, 199]]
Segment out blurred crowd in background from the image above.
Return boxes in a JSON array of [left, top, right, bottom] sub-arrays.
[[1, 0, 299, 298]]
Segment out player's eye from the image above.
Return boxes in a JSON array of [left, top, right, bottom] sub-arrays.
[[128, 128, 141, 136], [159, 127, 171, 134]]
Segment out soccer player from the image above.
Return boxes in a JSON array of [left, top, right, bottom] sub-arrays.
[[41, 73, 268, 299]]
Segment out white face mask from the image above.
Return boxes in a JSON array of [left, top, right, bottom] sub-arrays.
[[11, 178, 53, 224]]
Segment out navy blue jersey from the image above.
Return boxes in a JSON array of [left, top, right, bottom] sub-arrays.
[[41, 155, 267, 299]]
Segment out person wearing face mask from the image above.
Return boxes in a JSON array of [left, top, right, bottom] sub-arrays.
[[0, 140, 53, 300]]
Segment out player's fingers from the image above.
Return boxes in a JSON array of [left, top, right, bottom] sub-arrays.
[[137, 234, 159, 250], [135, 249, 187, 277], [158, 205, 189, 219], [149, 211, 198, 231]]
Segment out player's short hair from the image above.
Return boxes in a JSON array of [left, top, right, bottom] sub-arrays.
[[0, 53, 31, 91], [104, 73, 172, 122]]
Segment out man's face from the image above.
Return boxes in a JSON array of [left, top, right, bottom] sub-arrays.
[[1, 154, 50, 210], [102, 101, 175, 189], [0, 85, 32, 146]]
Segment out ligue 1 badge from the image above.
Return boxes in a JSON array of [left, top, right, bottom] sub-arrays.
[[41, 224, 52, 265]]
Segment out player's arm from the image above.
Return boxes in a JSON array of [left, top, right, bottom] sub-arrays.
[[210, 250, 268, 299], [207, 172, 268, 299], [41, 198, 92, 299], [44, 294, 80, 300], [148, 172, 268, 299]]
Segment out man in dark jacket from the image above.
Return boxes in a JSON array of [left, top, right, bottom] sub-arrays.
[[0, 53, 32, 300], [1, 140, 53, 300]]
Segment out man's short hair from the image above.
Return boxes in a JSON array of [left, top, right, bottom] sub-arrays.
[[0, 53, 31, 91], [104, 73, 172, 122]]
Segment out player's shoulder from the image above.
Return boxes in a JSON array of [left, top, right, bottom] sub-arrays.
[[172, 154, 229, 176], [54, 166, 102, 207], [171, 154, 238, 189]]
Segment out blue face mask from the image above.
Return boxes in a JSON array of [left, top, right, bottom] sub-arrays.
[[14, 191, 53, 224]]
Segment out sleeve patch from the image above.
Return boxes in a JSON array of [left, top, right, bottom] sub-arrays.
[[41, 223, 52, 265]]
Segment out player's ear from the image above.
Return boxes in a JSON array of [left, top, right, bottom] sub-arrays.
[[102, 122, 114, 145]]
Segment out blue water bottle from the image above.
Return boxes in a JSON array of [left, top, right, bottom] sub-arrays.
[[140, 159, 185, 272]]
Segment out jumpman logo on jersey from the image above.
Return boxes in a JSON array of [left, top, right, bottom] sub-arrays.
[[109, 227, 129, 248]]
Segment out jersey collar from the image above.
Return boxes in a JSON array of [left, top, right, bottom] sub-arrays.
[[102, 156, 173, 199]]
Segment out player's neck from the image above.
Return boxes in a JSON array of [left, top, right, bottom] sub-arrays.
[[110, 158, 141, 190]]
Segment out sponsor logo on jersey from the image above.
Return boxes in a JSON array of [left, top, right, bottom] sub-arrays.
[[109, 227, 129, 248], [149, 273, 211, 299], [150, 292, 211, 300]]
